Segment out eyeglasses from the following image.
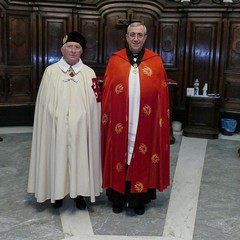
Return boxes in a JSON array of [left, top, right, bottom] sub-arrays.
[[65, 45, 82, 51], [127, 32, 145, 39]]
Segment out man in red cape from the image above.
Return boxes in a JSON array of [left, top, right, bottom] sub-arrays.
[[101, 22, 170, 215]]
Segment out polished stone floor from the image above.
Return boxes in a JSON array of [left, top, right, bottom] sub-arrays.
[[0, 127, 239, 240]]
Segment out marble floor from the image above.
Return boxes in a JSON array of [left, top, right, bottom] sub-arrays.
[[0, 127, 239, 240]]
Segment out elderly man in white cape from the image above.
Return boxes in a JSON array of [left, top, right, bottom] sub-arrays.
[[27, 31, 102, 209]]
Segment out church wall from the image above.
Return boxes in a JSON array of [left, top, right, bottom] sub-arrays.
[[0, 0, 239, 129]]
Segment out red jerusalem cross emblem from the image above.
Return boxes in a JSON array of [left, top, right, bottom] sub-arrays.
[[69, 72, 75, 77]]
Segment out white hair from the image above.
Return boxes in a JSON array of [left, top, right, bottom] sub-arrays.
[[127, 22, 147, 35]]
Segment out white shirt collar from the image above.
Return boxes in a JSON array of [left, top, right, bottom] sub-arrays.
[[58, 57, 83, 74]]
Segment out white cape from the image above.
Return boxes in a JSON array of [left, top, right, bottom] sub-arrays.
[[27, 60, 102, 203]]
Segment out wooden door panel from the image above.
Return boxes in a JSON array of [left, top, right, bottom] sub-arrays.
[[102, 10, 155, 64], [227, 22, 240, 70], [159, 22, 179, 68], [103, 12, 126, 64], [80, 19, 100, 63], [185, 19, 221, 96], [224, 74, 240, 112], [7, 12, 31, 65], [6, 67, 33, 103], [39, 13, 72, 72]]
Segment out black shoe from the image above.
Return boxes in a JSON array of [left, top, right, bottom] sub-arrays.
[[75, 196, 86, 210], [134, 204, 145, 215], [112, 204, 124, 214], [52, 199, 63, 209]]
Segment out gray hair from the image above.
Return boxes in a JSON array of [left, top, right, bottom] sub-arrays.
[[127, 22, 147, 35]]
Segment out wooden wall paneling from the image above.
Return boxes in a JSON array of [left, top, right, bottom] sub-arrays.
[[80, 18, 100, 64], [216, 16, 226, 101], [224, 73, 240, 112], [159, 22, 178, 69], [6, 66, 33, 104], [102, 9, 156, 65], [6, 11, 31, 65], [0, 0, 240, 127], [103, 11, 126, 64], [159, 17, 187, 105], [0, 67, 5, 102], [177, 17, 187, 105], [37, 10, 43, 87], [158, 19, 180, 94], [223, 19, 240, 112], [211, 19, 222, 96], [139, 13, 156, 52], [4, 11, 34, 106], [216, 14, 229, 112], [0, 6, 4, 64], [226, 20, 240, 71], [184, 18, 222, 97], [39, 12, 73, 76], [0, 6, 5, 103], [158, 17, 187, 125], [31, 10, 39, 101]]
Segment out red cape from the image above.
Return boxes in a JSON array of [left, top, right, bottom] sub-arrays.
[[101, 48, 170, 194]]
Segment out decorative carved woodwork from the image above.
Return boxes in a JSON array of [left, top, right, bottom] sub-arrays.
[[159, 22, 179, 68], [0, 66, 33, 104], [184, 18, 222, 99], [0, 0, 240, 127], [183, 96, 220, 139], [103, 12, 126, 64], [223, 20, 240, 112], [39, 12, 72, 72], [1, 10, 33, 107], [224, 73, 240, 112], [81, 19, 99, 63], [116, 9, 144, 26], [227, 22, 240, 70], [7, 13, 31, 65]]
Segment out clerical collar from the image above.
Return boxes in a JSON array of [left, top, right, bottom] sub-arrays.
[[58, 57, 83, 74], [126, 47, 145, 68]]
